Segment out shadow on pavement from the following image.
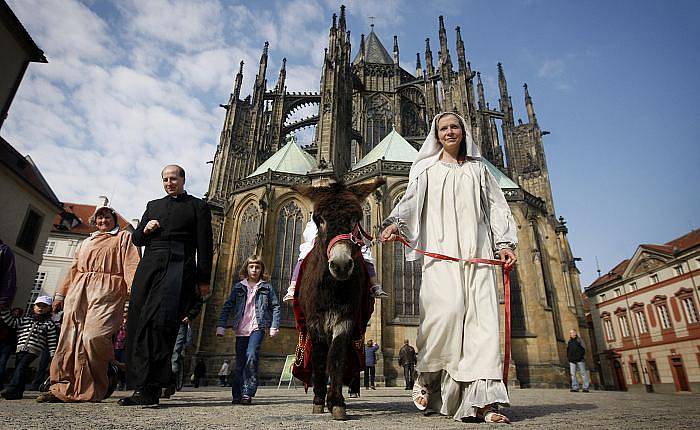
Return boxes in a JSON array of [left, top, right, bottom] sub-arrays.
[[504, 402, 597, 420]]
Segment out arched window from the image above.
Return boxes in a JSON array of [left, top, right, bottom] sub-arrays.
[[234, 203, 261, 271], [362, 202, 372, 235], [366, 96, 393, 151], [271, 201, 304, 325], [391, 192, 422, 319]]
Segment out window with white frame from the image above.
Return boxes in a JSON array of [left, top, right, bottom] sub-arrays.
[[649, 274, 659, 284], [681, 297, 699, 324], [629, 282, 637, 292], [674, 265, 684, 276], [43, 240, 56, 255], [614, 288, 621, 297], [618, 314, 631, 337], [67, 239, 80, 257], [634, 310, 649, 333], [603, 318, 615, 341], [600, 293, 606, 302], [26, 272, 46, 313], [657, 304, 672, 329]]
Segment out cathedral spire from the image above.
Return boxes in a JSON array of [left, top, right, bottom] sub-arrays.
[[393, 35, 399, 65], [275, 58, 286, 92], [233, 60, 244, 99], [498, 62, 514, 126], [359, 33, 366, 63], [438, 16, 453, 72], [477, 71, 486, 109], [456, 26, 467, 71], [252, 42, 269, 105], [524, 83, 537, 125], [425, 38, 434, 75], [415, 52, 422, 78]]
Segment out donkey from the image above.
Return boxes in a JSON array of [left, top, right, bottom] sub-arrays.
[[293, 178, 385, 420]]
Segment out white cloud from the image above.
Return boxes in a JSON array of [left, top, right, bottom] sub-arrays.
[[120, 0, 224, 52]]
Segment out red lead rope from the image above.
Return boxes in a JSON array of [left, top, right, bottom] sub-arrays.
[[395, 236, 513, 387]]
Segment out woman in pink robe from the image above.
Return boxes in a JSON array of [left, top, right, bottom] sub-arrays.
[[37, 206, 140, 402]]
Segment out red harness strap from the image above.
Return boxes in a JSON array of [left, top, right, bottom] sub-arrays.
[[396, 236, 513, 387], [326, 223, 374, 258]]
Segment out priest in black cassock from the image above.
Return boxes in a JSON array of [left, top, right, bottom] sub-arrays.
[[119, 165, 213, 406]]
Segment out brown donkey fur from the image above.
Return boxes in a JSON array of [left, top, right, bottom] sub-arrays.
[[292, 178, 385, 420]]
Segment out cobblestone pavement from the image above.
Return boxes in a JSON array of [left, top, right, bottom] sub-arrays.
[[1, 386, 698, 429]]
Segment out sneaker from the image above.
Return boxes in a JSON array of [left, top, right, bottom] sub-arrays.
[[582, 389, 590, 393], [370, 285, 388, 298], [570, 389, 578, 392], [1, 391, 22, 400], [283, 292, 294, 302], [241, 395, 252, 405]]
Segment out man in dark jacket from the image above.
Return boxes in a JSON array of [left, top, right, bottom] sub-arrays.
[[398, 339, 417, 389], [567, 329, 590, 392], [119, 165, 213, 406]]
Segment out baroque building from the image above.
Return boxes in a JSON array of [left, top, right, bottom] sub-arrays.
[[585, 229, 700, 393], [194, 6, 591, 388]]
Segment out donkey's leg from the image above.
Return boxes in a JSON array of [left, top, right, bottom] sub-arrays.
[[327, 319, 353, 420], [310, 335, 328, 414]]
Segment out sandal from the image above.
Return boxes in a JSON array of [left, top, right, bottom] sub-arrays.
[[411, 382, 429, 411], [482, 408, 510, 424], [370, 284, 388, 298]]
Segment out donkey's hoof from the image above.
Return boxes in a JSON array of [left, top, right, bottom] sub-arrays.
[[331, 406, 348, 421], [312, 404, 325, 414]]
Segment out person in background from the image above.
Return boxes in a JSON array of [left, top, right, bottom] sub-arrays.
[[193, 358, 206, 388], [216, 255, 280, 405], [113, 316, 128, 391], [567, 329, 590, 393], [0, 238, 18, 391], [0, 296, 58, 400], [364, 339, 379, 390], [218, 359, 230, 387], [399, 339, 417, 390], [0, 307, 23, 390]]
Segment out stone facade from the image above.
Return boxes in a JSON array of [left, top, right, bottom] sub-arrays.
[[192, 6, 591, 389], [585, 229, 700, 393]]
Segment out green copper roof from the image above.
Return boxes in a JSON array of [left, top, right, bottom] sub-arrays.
[[483, 157, 519, 189], [248, 140, 317, 177], [353, 128, 518, 189], [353, 127, 418, 169]]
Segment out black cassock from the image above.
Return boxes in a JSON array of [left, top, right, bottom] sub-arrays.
[[126, 192, 212, 389]]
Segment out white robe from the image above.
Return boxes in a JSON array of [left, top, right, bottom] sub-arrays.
[[384, 157, 517, 420]]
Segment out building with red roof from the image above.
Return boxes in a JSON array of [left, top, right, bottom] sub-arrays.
[[585, 228, 700, 393]]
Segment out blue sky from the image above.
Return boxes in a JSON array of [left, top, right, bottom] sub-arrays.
[[4, 0, 699, 288]]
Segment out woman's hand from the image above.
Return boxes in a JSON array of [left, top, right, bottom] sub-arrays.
[[52, 299, 64, 313], [498, 248, 517, 269], [380, 224, 400, 242]]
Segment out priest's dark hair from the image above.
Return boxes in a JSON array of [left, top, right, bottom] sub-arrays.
[[161, 164, 186, 180]]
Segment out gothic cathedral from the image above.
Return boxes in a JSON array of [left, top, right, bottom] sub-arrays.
[[196, 6, 592, 388]]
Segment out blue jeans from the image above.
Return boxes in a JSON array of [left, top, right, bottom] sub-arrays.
[[171, 323, 189, 374], [5, 352, 37, 397], [570, 361, 590, 390], [232, 330, 264, 400], [0, 342, 14, 389], [31, 348, 50, 388]]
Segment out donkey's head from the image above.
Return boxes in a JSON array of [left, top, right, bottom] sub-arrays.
[[294, 178, 385, 281]]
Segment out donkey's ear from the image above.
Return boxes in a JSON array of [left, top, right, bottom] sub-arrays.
[[292, 184, 329, 202], [348, 177, 386, 201]]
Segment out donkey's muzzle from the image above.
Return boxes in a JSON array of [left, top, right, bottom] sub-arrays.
[[329, 257, 354, 281]]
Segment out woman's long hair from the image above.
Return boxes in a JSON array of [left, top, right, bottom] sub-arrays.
[[238, 254, 270, 281], [433, 112, 469, 161]]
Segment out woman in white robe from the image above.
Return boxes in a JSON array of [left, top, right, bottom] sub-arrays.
[[380, 112, 517, 423]]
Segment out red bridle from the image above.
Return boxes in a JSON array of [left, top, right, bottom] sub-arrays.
[[326, 222, 373, 259]]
